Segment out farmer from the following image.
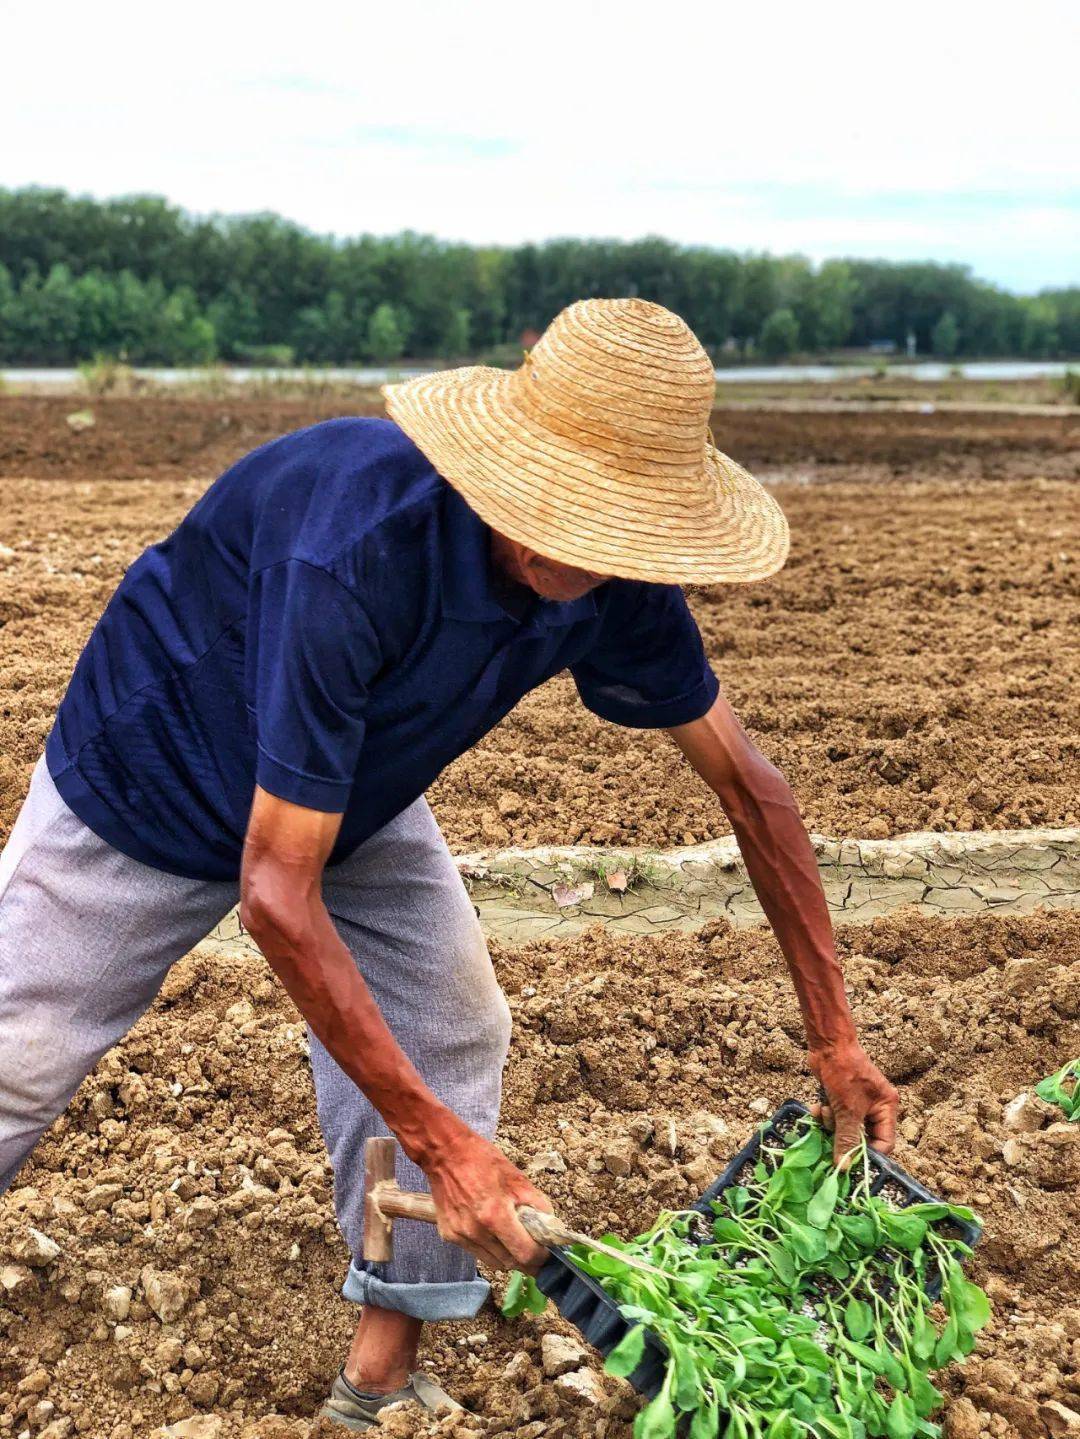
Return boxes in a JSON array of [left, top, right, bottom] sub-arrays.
[[0, 299, 897, 1428]]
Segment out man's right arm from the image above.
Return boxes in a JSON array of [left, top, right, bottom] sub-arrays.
[[239, 785, 549, 1272]]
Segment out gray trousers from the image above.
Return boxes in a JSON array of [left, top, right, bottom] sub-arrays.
[[0, 758, 511, 1320]]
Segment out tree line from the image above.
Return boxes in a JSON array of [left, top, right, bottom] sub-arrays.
[[1, 187, 1077, 367]]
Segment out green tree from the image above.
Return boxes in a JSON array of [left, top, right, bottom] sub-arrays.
[[366, 302, 406, 363], [931, 310, 960, 357], [759, 307, 800, 360], [805, 260, 856, 349], [440, 307, 471, 358], [0, 261, 15, 361], [1020, 298, 1059, 357]]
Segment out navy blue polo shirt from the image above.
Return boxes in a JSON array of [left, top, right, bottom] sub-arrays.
[[47, 418, 718, 880]]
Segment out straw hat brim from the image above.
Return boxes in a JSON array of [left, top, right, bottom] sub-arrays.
[[385, 365, 790, 586]]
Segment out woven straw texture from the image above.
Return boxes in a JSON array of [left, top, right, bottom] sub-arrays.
[[385, 298, 790, 585]]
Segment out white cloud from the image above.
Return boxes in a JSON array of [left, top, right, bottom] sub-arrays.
[[3, 0, 1077, 289]]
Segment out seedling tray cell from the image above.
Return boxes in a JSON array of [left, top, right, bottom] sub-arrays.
[[535, 1099, 982, 1403]]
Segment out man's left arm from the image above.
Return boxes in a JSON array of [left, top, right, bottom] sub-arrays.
[[667, 690, 898, 1163]]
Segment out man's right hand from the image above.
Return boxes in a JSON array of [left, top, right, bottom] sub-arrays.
[[423, 1127, 552, 1274]]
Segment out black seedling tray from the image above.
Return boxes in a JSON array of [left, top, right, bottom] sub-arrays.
[[535, 1099, 982, 1403]]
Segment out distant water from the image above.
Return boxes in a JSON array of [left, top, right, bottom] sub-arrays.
[[1, 359, 1074, 388], [712, 360, 1075, 383]]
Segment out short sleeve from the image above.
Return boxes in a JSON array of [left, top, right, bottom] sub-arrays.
[[250, 560, 381, 811], [570, 582, 719, 729]]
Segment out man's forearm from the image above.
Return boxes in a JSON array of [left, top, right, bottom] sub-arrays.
[[716, 751, 857, 1053], [242, 891, 467, 1167]]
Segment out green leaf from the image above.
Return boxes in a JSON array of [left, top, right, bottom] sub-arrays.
[[783, 1169, 816, 1203], [673, 1346, 702, 1409], [784, 1128, 824, 1167], [691, 1402, 721, 1439], [807, 1170, 841, 1229], [880, 1211, 928, 1251], [605, 1325, 647, 1379], [784, 1219, 829, 1263], [884, 1393, 917, 1439], [765, 1242, 796, 1285], [837, 1215, 879, 1249], [909, 1372, 945, 1419], [523, 1276, 548, 1314], [500, 1271, 525, 1317], [787, 1337, 831, 1372], [765, 1412, 795, 1439], [748, 1313, 784, 1342], [712, 1217, 748, 1247], [844, 1297, 874, 1342], [910, 1308, 936, 1362], [843, 1341, 887, 1377], [881, 1350, 908, 1393], [932, 1317, 960, 1368], [635, 1387, 677, 1439], [954, 1279, 991, 1334]]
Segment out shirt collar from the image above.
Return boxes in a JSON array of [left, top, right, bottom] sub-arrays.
[[440, 483, 598, 628]]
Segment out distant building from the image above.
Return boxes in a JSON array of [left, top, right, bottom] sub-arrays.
[[868, 339, 899, 355]]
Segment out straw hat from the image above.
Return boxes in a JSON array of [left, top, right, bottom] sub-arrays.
[[384, 298, 789, 585]]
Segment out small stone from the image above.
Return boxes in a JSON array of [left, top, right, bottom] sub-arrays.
[[17, 1369, 50, 1395], [1040, 1401, 1080, 1437], [154, 1336, 185, 1369], [627, 1116, 654, 1147], [465, 1332, 487, 1349], [113, 1324, 133, 1341], [83, 1183, 123, 1213], [182, 1196, 217, 1231], [553, 1369, 608, 1409], [1001, 1138, 1023, 1166], [541, 1333, 588, 1378], [156, 1420, 226, 1439], [10, 1227, 61, 1267], [748, 1097, 771, 1116], [103, 1284, 132, 1321], [502, 1351, 533, 1384], [527, 1150, 567, 1176], [1003, 1092, 1056, 1132], [1, 1263, 36, 1297], [141, 1266, 191, 1322], [225, 999, 255, 1027], [552, 881, 594, 909], [184, 1372, 220, 1406], [601, 1142, 633, 1178], [39, 1422, 74, 1439], [944, 1398, 981, 1439], [29, 1402, 55, 1427], [376, 1403, 421, 1437]]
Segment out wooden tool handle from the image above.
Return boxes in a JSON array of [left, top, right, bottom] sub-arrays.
[[372, 1182, 577, 1246]]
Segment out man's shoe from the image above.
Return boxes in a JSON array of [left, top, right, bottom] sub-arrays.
[[321, 1370, 463, 1432]]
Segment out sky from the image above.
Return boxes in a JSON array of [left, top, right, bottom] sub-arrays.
[[4, 1, 1078, 293]]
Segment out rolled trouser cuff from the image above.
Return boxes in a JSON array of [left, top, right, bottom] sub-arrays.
[[343, 1260, 490, 1320]]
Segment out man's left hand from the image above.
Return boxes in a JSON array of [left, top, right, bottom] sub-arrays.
[[808, 1042, 899, 1166]]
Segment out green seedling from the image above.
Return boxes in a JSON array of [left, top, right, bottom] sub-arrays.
[[504, 1116, 989, 1439], [1035, 1057, 1080, 1121]]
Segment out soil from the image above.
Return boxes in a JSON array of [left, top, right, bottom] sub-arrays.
[[2, 396, 1077, 848], [1, 909, 1077, 1438]]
